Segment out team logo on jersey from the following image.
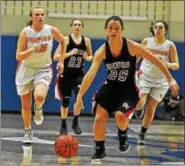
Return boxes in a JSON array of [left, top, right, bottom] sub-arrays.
[[122, 102, 129, 110]]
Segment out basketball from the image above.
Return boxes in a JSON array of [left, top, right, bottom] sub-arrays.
[[54, 134, 79, 158]]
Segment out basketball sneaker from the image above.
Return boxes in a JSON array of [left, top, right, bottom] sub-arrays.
[[137, 132, 146, 146], [33, 103, 43, 125], [60, 124, 68, 135], [72, 120, 82, 135], [134, 108, 145, 119], [91, 146, 106, 164], [23, 128, 33, 144], [118, 133, 130, 153]]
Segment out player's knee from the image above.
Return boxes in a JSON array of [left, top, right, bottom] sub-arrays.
[[115, 112, 126, 122], [62, 98, 70, 108], [95, 114, 106, 124], [35, 94, 45, 104]]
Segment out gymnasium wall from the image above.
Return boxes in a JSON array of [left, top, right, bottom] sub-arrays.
[[1, 36, 184, 113], [1, 1, 184, 113]]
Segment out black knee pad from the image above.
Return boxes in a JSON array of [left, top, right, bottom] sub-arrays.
[[62, 97, 70, 108]]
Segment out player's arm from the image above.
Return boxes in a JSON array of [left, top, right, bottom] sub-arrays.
[[83, 37, 93, 62], [136, 38, 148, 63], [165, 42, 179, 70], [16, 30, 35, 61], [52, 26, 66, 64], [53, 37, 70, 61], [77, 44, 105, 98]]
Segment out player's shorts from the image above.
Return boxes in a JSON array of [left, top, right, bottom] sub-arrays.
[[137, 71, 169, 102], [92, 82, 139, 119], [15, 63, 52, 96], [55, 74, 84, 100]]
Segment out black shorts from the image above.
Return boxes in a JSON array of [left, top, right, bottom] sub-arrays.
[[92, 82, 139, 118], [57, 74, 84, 99]]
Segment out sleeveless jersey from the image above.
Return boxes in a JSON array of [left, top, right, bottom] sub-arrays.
[[23, 24, 53, 68], [140, 37, 172, 79], [104, 37, 137, 92], [63, 35, 87, 77]]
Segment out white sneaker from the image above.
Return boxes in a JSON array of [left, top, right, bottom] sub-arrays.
[[33, 103, 44, 125], [23, 128, 33, 144]]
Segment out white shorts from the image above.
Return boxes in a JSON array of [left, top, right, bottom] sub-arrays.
[[15, 63, 52, 96], [137, 74, 169, 102]]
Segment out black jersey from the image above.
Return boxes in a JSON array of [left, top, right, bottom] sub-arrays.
[[104, 37, 137, 92], [63, 35, 87, 77]]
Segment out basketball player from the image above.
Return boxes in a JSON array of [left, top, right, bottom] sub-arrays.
[[135, 20, 180, 146], [74, 16, 179, 163], [54, 19, 93, 135], [15, 6, 66, 144]]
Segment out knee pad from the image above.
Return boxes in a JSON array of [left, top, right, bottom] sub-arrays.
[[62, 97, 70, 108]]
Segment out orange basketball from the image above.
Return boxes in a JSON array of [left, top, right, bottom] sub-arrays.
[[54, 134, 79, 158]]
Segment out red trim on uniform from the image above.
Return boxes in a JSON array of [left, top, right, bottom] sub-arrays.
[[137, 69, 143, 78], [125, 107, 136, 118], [55, 74, 63, 100]]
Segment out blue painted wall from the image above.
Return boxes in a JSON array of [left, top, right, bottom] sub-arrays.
[[1, 35, 184, 113]]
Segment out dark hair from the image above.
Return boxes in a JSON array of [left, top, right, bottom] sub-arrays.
[[70, 18, 84, 27], [150, 20, 169, 37], [26, 6, 44, 26], [104, 16, 124, 30]]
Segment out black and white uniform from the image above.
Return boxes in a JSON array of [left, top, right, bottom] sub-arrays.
[[15, 24, 53, 95], [92, 37, 139, 119], [55, 35, 87, 107]]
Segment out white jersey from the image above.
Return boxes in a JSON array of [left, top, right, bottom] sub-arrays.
[[23, 24, 53, 68], [140, 37, 173, 79]]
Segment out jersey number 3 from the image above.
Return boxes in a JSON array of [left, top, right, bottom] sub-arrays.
[[68, 56, 82, 68], [108, 70, 128, 81]]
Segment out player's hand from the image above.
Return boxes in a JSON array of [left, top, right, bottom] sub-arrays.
[[70, 48, 78, 56], [169, 79, 180, 96], [34, 44, 48, 53], [82, 52, 88, 60], [165, 62, 171, 69], [57, 62, 64, 75], [74, 96, 84, 113]]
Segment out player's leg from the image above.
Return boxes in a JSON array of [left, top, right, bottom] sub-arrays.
[[33, 68, 52, 125], [115, 99, 137, 153], [15, 64, 34, 143], [135, 73, 150, 118], [135, 93, 148, 118], [58, 75, 72, 135], [33, 83, 49, 125], [138, 87, 168, 145], [91, 104, 108, 163], [20, 92, 33, 144], [72, 76, 84, 134]]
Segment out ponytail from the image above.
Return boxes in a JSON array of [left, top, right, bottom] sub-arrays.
[[149, 21, 155, 36], [26, 20, 33, 27]]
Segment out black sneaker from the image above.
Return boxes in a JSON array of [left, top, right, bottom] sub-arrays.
[[91, 146, 106, 164], [118, 134, 130, 153], [72, 121, 82, 135], [60, 125, 68, 135], [134, 109, 145, 119], [137, 132, 146, 146]]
